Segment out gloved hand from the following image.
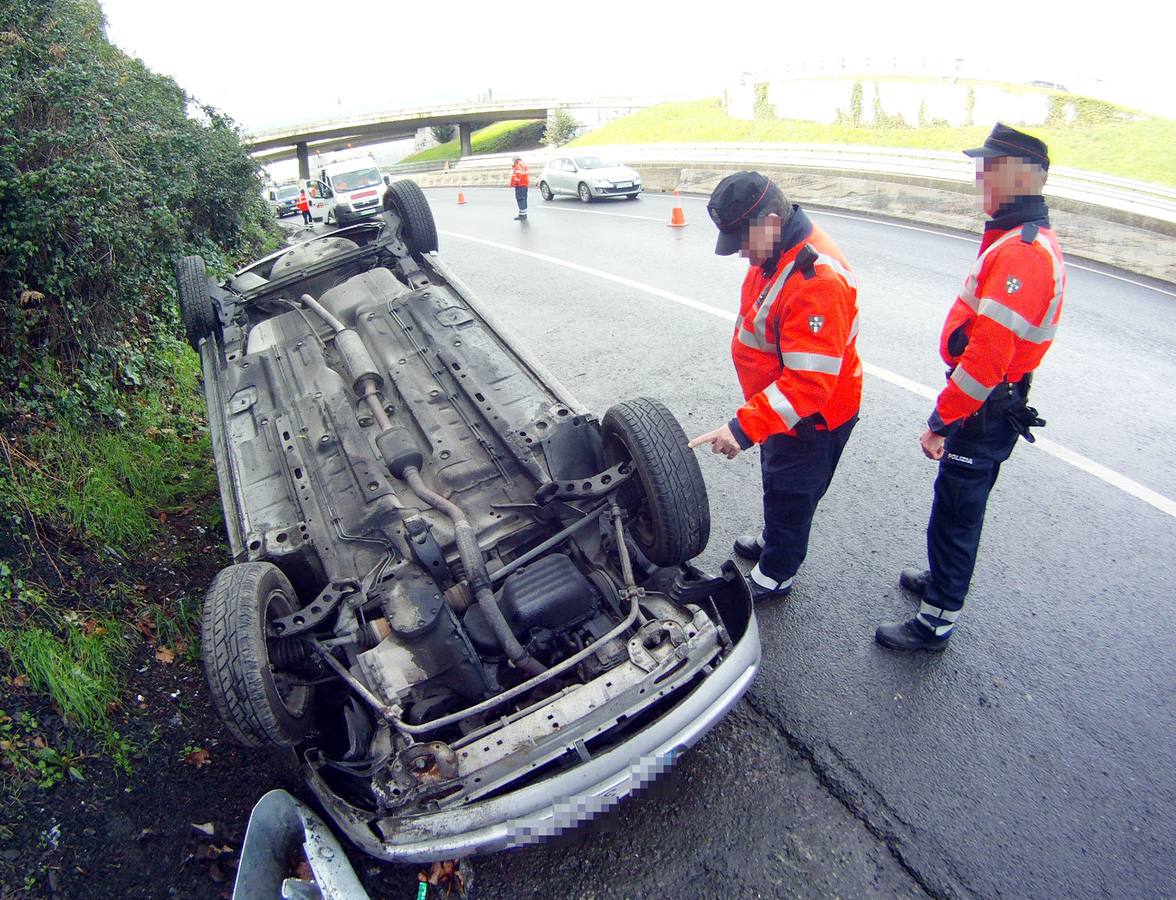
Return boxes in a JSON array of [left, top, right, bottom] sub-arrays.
[[1006, 404, 1046, 443]]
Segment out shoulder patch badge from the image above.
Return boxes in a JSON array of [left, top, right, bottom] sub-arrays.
[[1006, 276, 1022, 294], [809, 315, 824, 334]]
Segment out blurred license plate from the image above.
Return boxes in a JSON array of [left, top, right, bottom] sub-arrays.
[[616, 182, 631, 188]]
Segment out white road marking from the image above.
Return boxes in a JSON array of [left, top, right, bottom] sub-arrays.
[[441, 228, 1176, 519]]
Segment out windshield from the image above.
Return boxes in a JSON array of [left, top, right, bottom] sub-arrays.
[[275, 186, 300, 200], [331, 167, 382, 192], [573, 157, 616, 170]]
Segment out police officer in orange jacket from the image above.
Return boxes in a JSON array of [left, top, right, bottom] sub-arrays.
[[510, 156, 529, 220], [877, 124, 1065, 651], [690, 172, 862, 601]]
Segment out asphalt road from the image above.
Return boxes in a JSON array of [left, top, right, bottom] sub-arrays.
[[304, 186, 1176, 899]]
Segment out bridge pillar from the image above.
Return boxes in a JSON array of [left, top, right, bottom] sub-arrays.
[[296, 142, 310, 180], [458, 123, 473, 158]]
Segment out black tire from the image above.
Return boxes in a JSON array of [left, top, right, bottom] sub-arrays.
[[601, 398, 710, 567], [175, 255, 219, 351], [577, 182, 592, 203], [383, 179, 439, 256], [202, 562, 315, 749], [539, 182, 553, 201]]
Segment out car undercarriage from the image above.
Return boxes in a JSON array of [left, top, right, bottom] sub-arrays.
[[177, 180, 759, 860]]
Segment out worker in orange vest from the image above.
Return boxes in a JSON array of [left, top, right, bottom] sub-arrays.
[[295, 189, 312, 225], [878, 123, 1065, 652], [690, 172, 862, 601], [510, 157, 529, 220]]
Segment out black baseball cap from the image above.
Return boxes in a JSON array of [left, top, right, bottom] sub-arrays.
[[964, 123, 1050, 170], [707, 172, 789, 256]]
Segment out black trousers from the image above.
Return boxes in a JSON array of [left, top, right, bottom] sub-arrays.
[[515, 186, 528, 212], [923, 402, 1021, 616], [758, 416, 857, 582]]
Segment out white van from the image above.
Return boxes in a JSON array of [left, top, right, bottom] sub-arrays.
[[302, 155, 387, 226]]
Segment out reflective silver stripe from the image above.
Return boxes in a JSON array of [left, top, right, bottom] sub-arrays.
[[846, 312, 860, 344], [736, 327, 770, 352], [958, 230, 1022, 310], [780, 351, 843, 375], [950, 364, 993, 402], [763, 382, 802, 428], [960, 275, 981, 312], [811, 250, 858, 290], [917, 601, 961, 636], [750, 563, 794, 590], [977, 297, 1059, 344], [750, 261, 796, 348], [1033, 232, 1066, 335]]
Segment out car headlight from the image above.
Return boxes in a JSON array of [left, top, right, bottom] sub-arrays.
[[592, 179, 611, 187]]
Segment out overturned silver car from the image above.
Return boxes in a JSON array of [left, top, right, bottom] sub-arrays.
[[177, 180, 759, 861]]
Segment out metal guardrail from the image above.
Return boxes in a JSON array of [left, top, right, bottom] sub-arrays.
[[393, 143, 1176, 226], [388, 159, 454, 175]]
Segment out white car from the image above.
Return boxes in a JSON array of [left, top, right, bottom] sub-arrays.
[[539, 155, 642, 203]]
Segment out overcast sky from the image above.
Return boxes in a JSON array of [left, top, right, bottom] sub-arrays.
[[99, 0, 1173, 130]]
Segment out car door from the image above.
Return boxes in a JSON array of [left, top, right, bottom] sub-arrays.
[[304, 179, 334, 222], [556, 158, 575, 195]]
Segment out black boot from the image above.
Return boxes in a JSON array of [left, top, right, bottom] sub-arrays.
[[747, 564, 793, 601], [732, 534, 763, 562], [899, 568, 931, 599], [875, 617, 951, 652]]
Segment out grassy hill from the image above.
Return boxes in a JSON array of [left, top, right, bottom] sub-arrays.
[[570, 97, 1176, 187], [399, 120, 545, 164]]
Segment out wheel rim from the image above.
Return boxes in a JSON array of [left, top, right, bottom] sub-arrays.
[[579, 184, 590, 202]]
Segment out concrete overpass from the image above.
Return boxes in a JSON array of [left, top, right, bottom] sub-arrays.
[[245, 97, 668, 177]]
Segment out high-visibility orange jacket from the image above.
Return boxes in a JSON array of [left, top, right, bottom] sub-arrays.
[[295, 191, 309, 213], [728, 208, 863, 448], [509, 162, 529, 188], [929, 204, 1065, 435]]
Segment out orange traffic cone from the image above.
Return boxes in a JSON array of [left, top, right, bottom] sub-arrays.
[[668, 190, 687, 227], [457, 191, 467, 205]]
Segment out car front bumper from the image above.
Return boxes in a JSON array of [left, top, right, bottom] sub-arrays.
[[302, 565, 759, 862], [335, 204, 382, 224], [591, 183, 641, 196]]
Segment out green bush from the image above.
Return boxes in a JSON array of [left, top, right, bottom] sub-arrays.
[[753, 83, 777, 120], [0, 1, 274, 755], [0, 0, 277, 429]]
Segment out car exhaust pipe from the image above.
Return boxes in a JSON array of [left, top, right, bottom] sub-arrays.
[[296, 291, 546, 677]]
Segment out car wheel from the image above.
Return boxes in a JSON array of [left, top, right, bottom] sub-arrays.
[[601, 398, 710, 567], [202, 562, 315, 749], [175, 255, 219, 351], [577, 182, 592, 203], [383, 178, 439, 256], [540, 182, 553, 201]]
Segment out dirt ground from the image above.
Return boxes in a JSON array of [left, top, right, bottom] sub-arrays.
[[0, 518, 441, 899]]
